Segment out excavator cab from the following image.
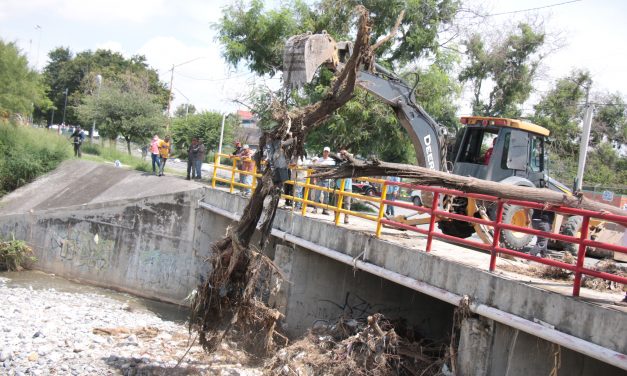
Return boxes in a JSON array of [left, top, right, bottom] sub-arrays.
[[452, 116, 550, 189]]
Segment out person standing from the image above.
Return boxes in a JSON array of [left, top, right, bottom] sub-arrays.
[[68, 126, 85, 157], [315, 146, 335, 215], [385, 176, 401, 216], [337, 149, 353, 224], [528, 208, 555, 258], [186, 138, 199, 180], [194, 139, 206, 179], [157, 136, 172, 177], [150, 135, 161, 175], [237, 144, 255, 195]]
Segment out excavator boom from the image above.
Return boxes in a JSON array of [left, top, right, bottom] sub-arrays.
[[283, 32, 447, 172]]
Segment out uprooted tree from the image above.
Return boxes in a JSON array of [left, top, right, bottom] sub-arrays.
[[189, 6, 404, 355]]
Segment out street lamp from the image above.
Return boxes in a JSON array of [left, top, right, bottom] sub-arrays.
[[91, 74, 102, 143]]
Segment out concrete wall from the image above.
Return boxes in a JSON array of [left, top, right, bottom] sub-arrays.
[[0, 189, 210, 303], [0, 162, 625, 374], [458, 318, 624, 376]]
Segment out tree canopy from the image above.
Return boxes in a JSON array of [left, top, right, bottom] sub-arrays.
[[76, 73, 167, 154], [41, 48, 168, 126], [216, 0, 460, 163], [170, 111, 239, 159], [459, 23, 545, 117], [0, 39, 52, 122]]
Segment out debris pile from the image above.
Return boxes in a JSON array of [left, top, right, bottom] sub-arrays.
[[582, 259, 627, 292], [265, 314, 449, 376]]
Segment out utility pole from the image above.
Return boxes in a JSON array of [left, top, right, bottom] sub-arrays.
[[166, 65, 174, 132], [164, 57, 205, 132], [574, 84, 593, 192], [91, 74, 102, 143]]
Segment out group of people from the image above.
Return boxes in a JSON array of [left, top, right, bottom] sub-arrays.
[[149, 135, 172, 176]]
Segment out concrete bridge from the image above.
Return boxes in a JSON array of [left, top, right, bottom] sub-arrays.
[[0, 160, 625, 375]]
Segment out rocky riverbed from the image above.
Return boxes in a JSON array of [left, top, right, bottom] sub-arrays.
[[0, 271, 262, 375]]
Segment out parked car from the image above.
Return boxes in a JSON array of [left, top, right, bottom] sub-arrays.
[[353, 181, 381, 197]]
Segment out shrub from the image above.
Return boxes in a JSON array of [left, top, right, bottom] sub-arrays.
[[0, 124, 72, 195], [0, 237, 37, 271]]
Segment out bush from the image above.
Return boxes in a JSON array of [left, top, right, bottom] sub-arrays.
[[0, 237, 37, 271], [0, 123, 72, 195]]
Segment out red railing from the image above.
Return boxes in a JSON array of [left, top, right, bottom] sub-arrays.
[[381, 180, 627, 297]]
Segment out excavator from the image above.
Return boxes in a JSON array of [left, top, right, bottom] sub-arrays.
[[282, 33, 615, 253]]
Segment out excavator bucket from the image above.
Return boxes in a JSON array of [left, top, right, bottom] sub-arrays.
[[283, 32, 338, 89]]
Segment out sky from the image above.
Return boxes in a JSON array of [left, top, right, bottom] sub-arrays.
[[1, 0, 626, 117]]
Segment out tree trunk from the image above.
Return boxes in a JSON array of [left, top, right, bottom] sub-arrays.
[[189, 5, 379, 355], [313, 158, 627, 217], [126, 139, 131, 155]]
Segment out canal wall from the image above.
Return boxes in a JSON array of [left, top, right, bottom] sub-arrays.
[[0, 160, 625, 375]]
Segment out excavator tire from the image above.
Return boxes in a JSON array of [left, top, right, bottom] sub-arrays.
[[438, 220, 475, 239], [500, 204, 534, 250]]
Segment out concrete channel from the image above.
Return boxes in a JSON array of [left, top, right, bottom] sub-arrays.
[[0, 160, 625, 375]]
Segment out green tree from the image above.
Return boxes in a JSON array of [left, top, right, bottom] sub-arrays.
[[591, 92, 627, 148], [174, 103, 197, 118], [0, 39, 52, 121], [217, 0, 460, 163], [41, 48, 168, 126], [459, 23, 545, 117], [76, 73, 166, 154], [532, 70, 590, 156], [170, 111, 239, 159]]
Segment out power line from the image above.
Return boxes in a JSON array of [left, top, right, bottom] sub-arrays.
[[174, 71, 252, 81], [485, 0, 582, 17]]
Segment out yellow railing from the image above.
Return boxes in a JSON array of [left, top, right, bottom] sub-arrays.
[[211, 153, 412, 237]]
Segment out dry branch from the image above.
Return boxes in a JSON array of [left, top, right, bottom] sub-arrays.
[[312, 158, 627, 217]]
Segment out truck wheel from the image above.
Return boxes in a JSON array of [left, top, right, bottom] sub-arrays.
[[501, 204, 534, 250], [438, 220, 475, 239]]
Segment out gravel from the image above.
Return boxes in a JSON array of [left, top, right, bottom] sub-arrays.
[[0, 275, 262, 375]]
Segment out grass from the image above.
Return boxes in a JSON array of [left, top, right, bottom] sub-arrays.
[[0, 123, 72, 196], [82, 143, 157, 173]]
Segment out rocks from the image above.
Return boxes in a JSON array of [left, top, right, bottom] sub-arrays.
[[0, 272, 263, 375], [0, 349, 11, 362]]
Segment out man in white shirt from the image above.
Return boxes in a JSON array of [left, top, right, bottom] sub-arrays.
[[314, 146, 335, 215]]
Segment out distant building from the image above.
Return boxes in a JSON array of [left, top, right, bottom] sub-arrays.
[[236, 110, 262, 149]]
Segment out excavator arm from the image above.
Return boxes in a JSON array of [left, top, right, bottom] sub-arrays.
[[283, 34, 448, 172]]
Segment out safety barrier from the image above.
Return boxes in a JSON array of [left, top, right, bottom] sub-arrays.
[[212, 153, 627, 296]]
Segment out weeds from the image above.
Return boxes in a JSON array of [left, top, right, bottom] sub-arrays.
[[0, 123, 72, 195], [0, 236, 36, 271]]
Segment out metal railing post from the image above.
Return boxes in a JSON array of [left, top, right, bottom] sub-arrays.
[[572, 216, 591, 296], [335, 179, 346, 225], [375, 181, 388, 237], [211, 153, 219, 188], [301, 169, 312, 216], [229, 158, 237, 193], [425, 192, 441, 252], [252, 163, 258, 189], [489, 200, 505, 271]]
